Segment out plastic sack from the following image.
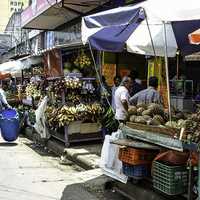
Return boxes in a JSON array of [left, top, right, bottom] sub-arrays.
[[34, 96, 50, 139], [99, 129, 128, 183]]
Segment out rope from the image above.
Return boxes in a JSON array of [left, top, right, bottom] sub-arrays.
[[88, 42, 121, 125]]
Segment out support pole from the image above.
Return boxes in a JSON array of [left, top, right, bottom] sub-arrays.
[[198, 153, 200, 200], [163, 22, 171, 121]]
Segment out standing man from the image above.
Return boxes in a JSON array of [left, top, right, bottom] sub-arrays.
[[111, 76, 121, 111], [114, 76, 132, 123], [129, 69, 143, 96], [130, 76, 163, 106]]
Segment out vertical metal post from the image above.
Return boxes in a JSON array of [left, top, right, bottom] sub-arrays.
[[163, 22, 171, 121], [198, 153, 200, 200]]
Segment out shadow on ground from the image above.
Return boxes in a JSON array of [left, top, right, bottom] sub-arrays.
[[60, 175, 188, 200], [0, 142, 18, 147]]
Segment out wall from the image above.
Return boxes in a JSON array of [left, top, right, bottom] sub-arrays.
[[0, 0, 28, 33]]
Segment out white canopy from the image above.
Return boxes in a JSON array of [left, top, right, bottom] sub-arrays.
[[0, 56, 42, 74], [82, 0, 200, 57]]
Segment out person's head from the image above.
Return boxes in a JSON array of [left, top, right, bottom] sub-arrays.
[[130, 69, 139, 80], [114, 76, 121, 87], [149, 76, 158, 89], [120, 76, 132, 90]]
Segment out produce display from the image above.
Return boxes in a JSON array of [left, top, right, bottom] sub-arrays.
[[74, 50, 92, 69], [33, 67, 44, 75], [128, 103, 200, 143], [128, 103, 166, 126], [45, 103, 103, 127], [25, 83, 41, 98], [65, 77, 82, 89]]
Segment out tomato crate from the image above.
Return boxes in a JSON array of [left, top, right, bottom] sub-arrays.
[[153, 161, 188, 195], [122, 162, 150, 179], [119, 147, 158, 165]]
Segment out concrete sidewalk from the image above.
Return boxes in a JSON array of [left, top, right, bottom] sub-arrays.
[[24, 127, 102, 170], [0, 136, 108, 200]]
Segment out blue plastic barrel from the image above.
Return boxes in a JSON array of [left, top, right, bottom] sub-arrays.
[[0, 109, 20, 142]]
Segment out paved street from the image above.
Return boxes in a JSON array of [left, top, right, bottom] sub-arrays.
[[0, 136, 104, 200]]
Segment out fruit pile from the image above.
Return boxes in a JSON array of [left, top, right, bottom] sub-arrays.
[[128, 103, 166, 126], [25, 83, 41, 98], [128, 103, 200, 143], [65, 77, 82, 89], [74, 50, 91, 69], [45, 103, 103, 127]]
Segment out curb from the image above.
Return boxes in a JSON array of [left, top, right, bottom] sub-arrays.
[[24, 127, 101, 170], [62, 148, 100, 170]]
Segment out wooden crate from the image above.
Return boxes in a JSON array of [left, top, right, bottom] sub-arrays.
[[68, 121, 82, 135], [126, 122, 179, 137]]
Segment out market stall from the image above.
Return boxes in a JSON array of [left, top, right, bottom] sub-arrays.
[[81, 0, 200, 199], [39, 48, 104, 146]]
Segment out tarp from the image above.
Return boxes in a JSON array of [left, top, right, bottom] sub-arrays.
[[188, 28, 200, 45], [0, 56, 42, 74], [83, 7, 145, 52], [82, 0, 200, 57]]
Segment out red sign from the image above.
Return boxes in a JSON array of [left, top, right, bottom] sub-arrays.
[[21, 0, 62, 27]]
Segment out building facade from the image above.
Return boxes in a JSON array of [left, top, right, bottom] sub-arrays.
[[0, 0, 29, 33]]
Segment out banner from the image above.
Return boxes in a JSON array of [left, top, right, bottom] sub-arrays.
[[102, 64, 116, 86]]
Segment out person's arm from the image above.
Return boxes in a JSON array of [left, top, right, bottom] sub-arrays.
[[129, 93, 139, 105], [0, 91, 10, 108], [121, 99, 128, 111], [120, 90, 129, 112]]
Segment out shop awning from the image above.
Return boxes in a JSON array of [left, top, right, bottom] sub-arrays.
[[188, 28, 200, 45], [82, 0, 200, 57], [0, 55, 42, 73], [21, 0, 110, 30]]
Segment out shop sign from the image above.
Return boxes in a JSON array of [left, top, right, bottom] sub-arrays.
[[21, 0, 62, 27]]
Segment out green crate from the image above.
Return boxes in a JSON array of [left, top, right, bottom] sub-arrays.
[[153, 161, 188, 195]]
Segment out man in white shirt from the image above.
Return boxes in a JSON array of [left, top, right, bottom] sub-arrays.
[[114, 76, 132, 122], [111, 76, 121, 111]]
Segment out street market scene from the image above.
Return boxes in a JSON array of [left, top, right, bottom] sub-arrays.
[[0, 0, 200, 199]]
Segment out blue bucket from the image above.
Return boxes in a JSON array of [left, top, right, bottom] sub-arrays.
[[0, 109, 19, 142], [1, 109, 18, 120]]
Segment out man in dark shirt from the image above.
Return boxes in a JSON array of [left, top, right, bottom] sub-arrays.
[[130, 76, 163, 105], [129, 69, 143, 96]]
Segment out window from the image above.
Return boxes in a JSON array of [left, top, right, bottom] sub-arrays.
[[10, 1, 14, 6], [13, 2, 17, 6], [18, 2, 21, 6], [10, 7, 14, 12]]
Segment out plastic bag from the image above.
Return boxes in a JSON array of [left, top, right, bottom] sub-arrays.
[[34, 96, 50, 139], [99, 129, 128, 183]]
